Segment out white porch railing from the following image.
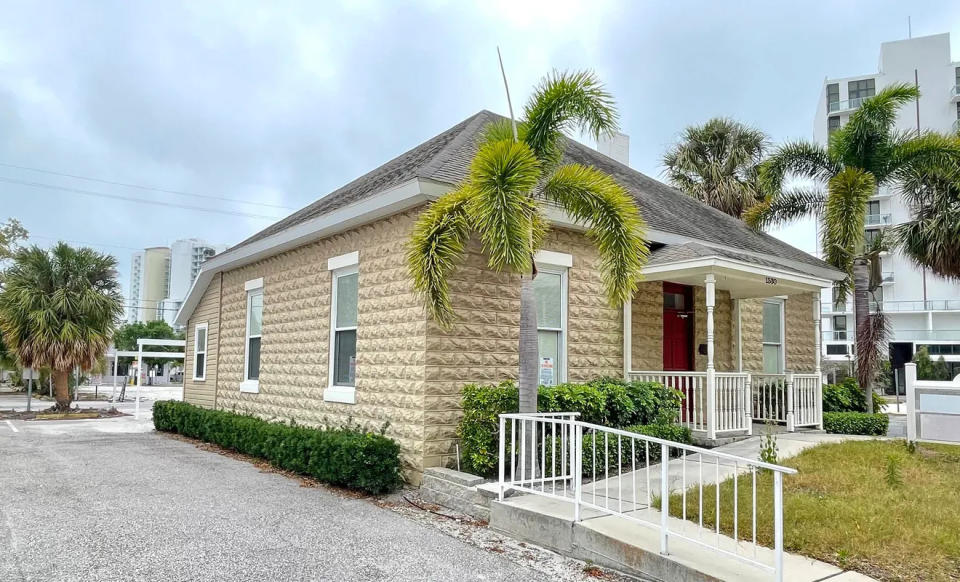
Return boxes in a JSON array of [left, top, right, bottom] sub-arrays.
[[498, 413, 797, 581], [630, 370, 822, 435], [752, 373, 822, 430]]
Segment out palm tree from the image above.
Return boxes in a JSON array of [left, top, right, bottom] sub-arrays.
[[896, 162, 960, 279], [662, 118, 769, 218], [408, 70, 648, 414], [0, 243, 123, 410], [746, 84, 960, 411]]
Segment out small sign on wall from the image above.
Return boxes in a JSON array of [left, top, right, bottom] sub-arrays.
[[539, 357, 554, 387]]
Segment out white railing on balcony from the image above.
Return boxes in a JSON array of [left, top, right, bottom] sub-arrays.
[[827, 97, 865, 113], [864, 213, 892, 226], [629, 371, 708, 432], [498, 413, 797, 581], [876, 299, 960, 312]]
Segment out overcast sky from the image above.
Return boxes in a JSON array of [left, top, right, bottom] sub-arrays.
[[2, 0, 960, 303]]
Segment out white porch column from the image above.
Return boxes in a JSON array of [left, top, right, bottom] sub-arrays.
[[623, 295, 632, 380], [110, 352, 118, 403], [705, 274, 716, 440], [813, 296, 823, 429]]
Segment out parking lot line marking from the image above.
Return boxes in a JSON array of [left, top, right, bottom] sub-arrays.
[[5, 420, 18, 433]]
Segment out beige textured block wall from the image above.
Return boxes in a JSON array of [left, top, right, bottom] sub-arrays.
[[423, 228, 623, 468], [631, 282, 663, 371], [202, 211, 428, 477], [785, 293, 817, 372], [183, 273, 221, 408], [740, 298, 764, 372]]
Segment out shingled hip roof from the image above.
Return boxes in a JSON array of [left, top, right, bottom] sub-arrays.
[[175, 110, 842, 325]]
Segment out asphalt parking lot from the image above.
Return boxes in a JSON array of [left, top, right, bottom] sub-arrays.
[[0, 417, 548, 582]]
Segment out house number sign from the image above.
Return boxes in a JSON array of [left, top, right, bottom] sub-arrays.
[[765, 276, 778, 285]]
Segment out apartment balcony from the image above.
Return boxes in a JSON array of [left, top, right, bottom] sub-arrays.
[[881, 271, 894, 285], [865, 213, 892, 226], [827, 98, 865, 113], [822, 330, 850, 341], [821, 302, 850, 314], [953, 119, 960, 132], [951, 85, 960, 102], [892, 329, 960, 342], [877, 300, 960, 312]]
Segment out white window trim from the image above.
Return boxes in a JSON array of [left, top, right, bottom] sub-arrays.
[[762, 298, 786, 374], [325, 262, 359, 404], [241, 278, 264, 393], [192, 322, 208, 381], [535, 255, 570, 385]]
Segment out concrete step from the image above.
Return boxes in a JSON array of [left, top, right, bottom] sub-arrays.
[[490, 494, 876, 582]]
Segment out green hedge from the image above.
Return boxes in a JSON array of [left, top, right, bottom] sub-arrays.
[[822, 411, 889, 436], [822, 377, 886, 413], [576, 423, 692, 477], [153, 401, 403, 494], [457, 379, 683, 476]]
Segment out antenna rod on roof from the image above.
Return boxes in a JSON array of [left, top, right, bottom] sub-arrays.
[[496, 46, 519, 143]]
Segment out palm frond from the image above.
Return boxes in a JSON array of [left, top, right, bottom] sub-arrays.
[[883, 131, 960, 184], [466, 139, 542, 273], [759, 141, 837, 192], [542, 164, 648, 306], [894, 163, 960, 279], [743, 188, 825, 230], [406, 187, 475, 328], [523, 70, 618, 165], [821, 168, 876, 287]]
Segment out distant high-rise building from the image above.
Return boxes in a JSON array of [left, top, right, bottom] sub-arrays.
[[813, 32, 960, 385], [127, 239, 226, 326]]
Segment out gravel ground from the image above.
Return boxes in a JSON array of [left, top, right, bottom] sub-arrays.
[[0, 421, 635, 581]]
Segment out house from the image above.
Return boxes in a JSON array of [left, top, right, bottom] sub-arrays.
[[174, 110, 844, 480]]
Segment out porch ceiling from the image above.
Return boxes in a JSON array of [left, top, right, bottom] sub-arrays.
[[642, 243, 836, 299]]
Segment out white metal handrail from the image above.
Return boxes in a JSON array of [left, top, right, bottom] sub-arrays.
[[497, 413, 797, 581]]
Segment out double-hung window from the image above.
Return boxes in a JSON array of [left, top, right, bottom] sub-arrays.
[[533, 251, 571, 387], [193, 322, 208, 381], [762, 299, 784, 374], [326, 252, 359, 404], [241, 278, 263, 393]]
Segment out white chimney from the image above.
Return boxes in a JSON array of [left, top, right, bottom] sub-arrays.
[[597, 132, 629, 166]]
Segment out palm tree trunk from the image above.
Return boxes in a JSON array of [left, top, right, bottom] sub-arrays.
[[852, 258, 874, 414], [518, 274, 539, 480], [518, 275, 539, 413], [53, 368, 72, 411]]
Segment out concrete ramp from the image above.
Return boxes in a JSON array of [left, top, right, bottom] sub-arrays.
[[490, 494, 875, 582]]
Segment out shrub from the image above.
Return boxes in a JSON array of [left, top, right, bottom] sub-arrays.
[[822, 377, 886, 413], [152, 400, 403, 494], [456, 379, 684, 477], [822, 411, 889, 436], [544, 423, 692, 478]]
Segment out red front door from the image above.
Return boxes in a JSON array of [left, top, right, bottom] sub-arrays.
[[662, 283, 693, 371]]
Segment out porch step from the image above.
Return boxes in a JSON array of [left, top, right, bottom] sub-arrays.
[[490, 494, 875, 582]]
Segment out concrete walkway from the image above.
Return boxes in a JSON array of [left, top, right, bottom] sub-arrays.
[[581, 431, 877, 514]]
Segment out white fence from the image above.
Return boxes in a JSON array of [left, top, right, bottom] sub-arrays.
[[752, 373, 822, 431], [905, 363, 960, 443], [498, 413, 796, 581]]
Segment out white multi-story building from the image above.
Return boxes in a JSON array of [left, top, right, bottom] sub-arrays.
[[812, 32, 960, 387], [128, 239, 225, 326]]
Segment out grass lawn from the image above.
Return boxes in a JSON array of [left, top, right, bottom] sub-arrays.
[[668, 440, 960, 581]]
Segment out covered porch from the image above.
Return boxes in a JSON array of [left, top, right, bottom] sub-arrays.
[[623, 243, 835, 441]]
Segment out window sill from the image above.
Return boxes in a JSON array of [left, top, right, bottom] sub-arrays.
[[192, 377, 205, 382], [323, 385, 356, 404], [239, 380, 260, 393]]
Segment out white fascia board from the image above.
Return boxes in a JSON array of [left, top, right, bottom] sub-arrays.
[[244, 277, 264, 291], [174, 178, 430, 326], [642, 256, 834, 290]]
